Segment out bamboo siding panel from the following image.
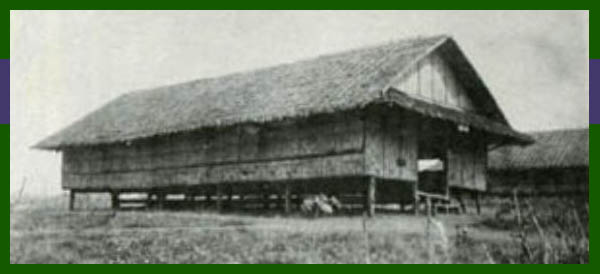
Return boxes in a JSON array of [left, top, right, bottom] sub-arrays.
[[62, 153, 365, 190], [364, 112, 384, 177], [63, 114, 365, 175]]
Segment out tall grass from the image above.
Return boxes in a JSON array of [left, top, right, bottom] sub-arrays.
[[11, 193, 588, 264], [461, 193, 589, 264]]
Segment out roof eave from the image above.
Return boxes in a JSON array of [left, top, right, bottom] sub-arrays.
[[384, 88, 534, 145]]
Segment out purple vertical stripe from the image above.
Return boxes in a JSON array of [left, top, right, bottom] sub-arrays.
[[0, 59, 7, 124], [591, 59, 600, 124]]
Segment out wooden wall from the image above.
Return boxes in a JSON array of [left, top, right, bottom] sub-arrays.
[[394, 51, 474, 112], [62, 112, 366, 190], [62, 105, 488, 194], [446, 135, 487, 191], [364, 108, 419, 181]]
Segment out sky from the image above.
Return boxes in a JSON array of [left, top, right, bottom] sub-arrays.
[[10, 10, 589, 196]]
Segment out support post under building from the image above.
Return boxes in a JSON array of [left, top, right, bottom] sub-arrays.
[[111, 191, 120, 210], [414, 181, 419, 216], [284, 183, 291, 214], [215, 184, 223, 212], [366, 177, 377, 217]]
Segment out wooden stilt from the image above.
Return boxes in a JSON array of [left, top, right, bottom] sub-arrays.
[[366, 177, 376, 217], [157, 193, 166, 210], [226, 185, 233, 210], [445, 186, 451, 214], [185, 193, 195, 209], [262, 183, 270, 210], [426, 197, 433, 218], [239, 193, 245, 211], [193, 192, 201, 210], [295, 193, 302, 210], [276, 194, 282, 211], [475, 191, 481, 215], [215, 184, 223, 212], [69, 190, 76, 211], [263, 194, 270, 210], [111, 191, 120, 210], [205, 190, 212, 208], [284, 183, 291, 214], [456, 191, 466, 214], [414, 181, 419, 216], [146, 193, 153, 210]]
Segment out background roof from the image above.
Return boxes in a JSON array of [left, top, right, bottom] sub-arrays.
[[489, 128, 589, 170]]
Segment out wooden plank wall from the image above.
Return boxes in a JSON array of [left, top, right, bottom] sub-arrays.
[[62, 112, 366, 190], [446, 136, 487, 191], [364, 109, 418, 181], [394, 51, 474, 112], [63, 153, 365, 190]]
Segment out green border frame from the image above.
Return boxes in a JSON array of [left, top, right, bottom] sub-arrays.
[[1, 2, 597, 59], [6, 3, 594, 265]]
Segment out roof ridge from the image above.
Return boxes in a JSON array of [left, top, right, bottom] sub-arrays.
[[124, 34, 451, 98]]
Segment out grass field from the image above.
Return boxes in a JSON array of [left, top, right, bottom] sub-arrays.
[[10, 193, 588, 264]]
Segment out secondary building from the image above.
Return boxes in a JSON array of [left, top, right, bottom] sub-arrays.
[[488, 128, 588, 196]]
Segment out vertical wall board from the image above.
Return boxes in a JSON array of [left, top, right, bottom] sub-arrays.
[[429, 54, 443, 103], [446, 134, 487, 191], [445, 67, 459, 107], [420, 58, 434, 100], [91, 115, 361, 173], [207, 127, 239, 163], [392, 51, 474, 112], [474, 141, 487, 190], [62, 112, 367, 190], [62, 150, 76, 173], [364, 111, 384, 177], [382, 117, 397, 178], [239, 125, 261, 161], [401, 115, 419, 181], [383, 111, 418, 181], [63, 153, 365, 190], [364, 109, 418, 181], [397, 67, 419, 96]]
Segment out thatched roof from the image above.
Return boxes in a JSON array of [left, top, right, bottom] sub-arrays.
[[489, 128, 589, 170], [35, 35, 529, 150]]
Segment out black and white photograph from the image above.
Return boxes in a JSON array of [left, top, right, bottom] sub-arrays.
[[10, 10, 589, 264]]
